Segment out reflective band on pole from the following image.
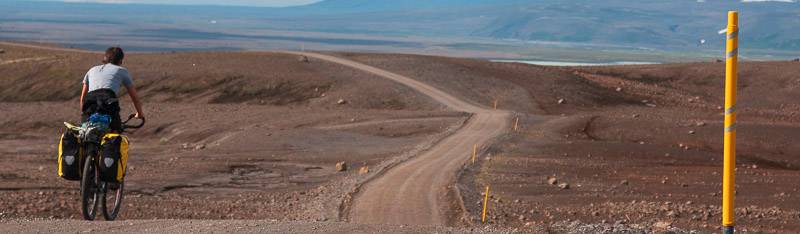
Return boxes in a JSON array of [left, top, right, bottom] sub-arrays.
[[725, 106, 735, 115], [727, 30, 738, 40], [725, 124, 736, 133], [727, 48, 738, 58]]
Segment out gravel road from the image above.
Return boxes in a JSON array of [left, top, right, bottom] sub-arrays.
[[288, 52, 511, 225]]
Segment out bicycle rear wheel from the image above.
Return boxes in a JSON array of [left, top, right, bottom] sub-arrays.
[[80, 149, 99, 220], [102, 181, 124, 220]]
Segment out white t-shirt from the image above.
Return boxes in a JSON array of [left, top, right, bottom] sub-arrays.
[[82, 64, 133, 94]]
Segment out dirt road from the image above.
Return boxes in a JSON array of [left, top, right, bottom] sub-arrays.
[[287, 52, 511, 225], [0, 41, 100, 54], [0, 219, 514, 233], [0, 57, 56, 66]]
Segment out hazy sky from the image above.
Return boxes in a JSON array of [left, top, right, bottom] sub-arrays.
[[45, 0, 322, 7]]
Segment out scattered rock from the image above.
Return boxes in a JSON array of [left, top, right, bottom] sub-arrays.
[[751, 164, 758, 169], [654, 221, 672, 229], [696, 121, 706, 127], [337, 99, 347, 105], [632, 114, 640, 118], [557, 98, 565, 104], [194, 144, 206, 150], [714, 59, 724, 63], [181, 143, 190, 149], [688, 130, 696, 135], [793, 58, 800, 62], [358, 166, 369, 174], [524, 222, 534, 226], [667, 210, 680, 218], [335, 161, 347, 172], [615, 87, 623, 92], [620, 180, 629, 185], [547, 177, 558, 185], [0, 49, 5, 54], [646, 103, 657, 107], [38, 166, 44, 171], [558, 183, 570, 189], [592, 211, 600, 216], [298, 56, 309, 63]]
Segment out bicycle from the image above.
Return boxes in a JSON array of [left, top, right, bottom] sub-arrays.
[[64, 114, 145, 221]]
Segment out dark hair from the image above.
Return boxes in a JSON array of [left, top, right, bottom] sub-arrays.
[[104, 47, 125, 65]]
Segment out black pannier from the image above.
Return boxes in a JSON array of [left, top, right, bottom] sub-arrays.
[[58, 131, 82, 180], [99, 134, 128, 183]]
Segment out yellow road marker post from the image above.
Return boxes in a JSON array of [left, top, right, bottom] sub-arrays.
[[722, 11, 739, 234], [482, 185, 490, 224], [493, 99, 498, 109], [513, 117, 519, 131], [472, 144, 478, 164]]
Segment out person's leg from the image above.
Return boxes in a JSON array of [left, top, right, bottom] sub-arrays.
[[110, 104, 122, 132], [82, 92, 100, 123]]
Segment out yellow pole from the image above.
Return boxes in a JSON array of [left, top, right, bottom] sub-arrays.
[[513, 117, 519, 131], [493, 99, 497, 109], [472, 144, 477, 164], [722, 11, 738, 234], [482, 186, 490, 224]]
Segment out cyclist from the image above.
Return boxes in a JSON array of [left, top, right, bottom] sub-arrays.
[[79, 47, 144, 132]]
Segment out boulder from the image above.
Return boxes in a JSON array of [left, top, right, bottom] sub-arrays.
[[358, 166, 369, 174], [335, 162, 347, 172], [547, 177, 558, 185], [337, 99, 347, 105]]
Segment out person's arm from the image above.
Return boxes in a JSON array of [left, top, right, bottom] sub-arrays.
[[120, 69, 144, 119], [127, 85, 145, 119], [80, 82, 89, 112]]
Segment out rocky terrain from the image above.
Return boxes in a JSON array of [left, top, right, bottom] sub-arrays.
[[2, 42, 800, 233], [338, 53, 800, 233]]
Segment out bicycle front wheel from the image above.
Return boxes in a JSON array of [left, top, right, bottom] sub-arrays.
[[80, 148, 99, 221], [102, 181, 124, 221]]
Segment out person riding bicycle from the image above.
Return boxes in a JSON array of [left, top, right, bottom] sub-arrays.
[[79, 47, 144, 131]]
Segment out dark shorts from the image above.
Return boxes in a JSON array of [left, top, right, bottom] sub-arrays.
[[82, 89, 122, 132]]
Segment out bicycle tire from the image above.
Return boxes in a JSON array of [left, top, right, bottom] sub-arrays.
[[102, 181, 124, 220], [80, 145, 99, 221]]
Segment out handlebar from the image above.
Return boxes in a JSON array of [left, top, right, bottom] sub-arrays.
[[122, 114, 146, 129]]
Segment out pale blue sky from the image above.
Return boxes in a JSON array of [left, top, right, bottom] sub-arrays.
[[41, 0, 322, 7]]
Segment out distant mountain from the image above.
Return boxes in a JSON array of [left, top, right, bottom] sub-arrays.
[[1, 0, 798, 55], [287, 0, 800, 50]]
